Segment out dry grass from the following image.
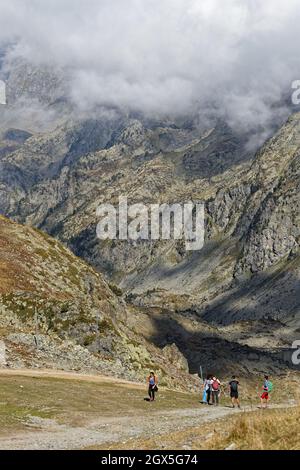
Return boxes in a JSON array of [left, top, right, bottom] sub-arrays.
[[205, 406, 300, 450], [103, 406, 300, 451]]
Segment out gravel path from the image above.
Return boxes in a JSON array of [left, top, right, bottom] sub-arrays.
[[0, 402, 291, 450]]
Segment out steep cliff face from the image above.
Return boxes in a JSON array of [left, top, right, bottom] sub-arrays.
[[123, 114, 300, 327], [200, 115, 300, 326], [235, 114, 300, 275]]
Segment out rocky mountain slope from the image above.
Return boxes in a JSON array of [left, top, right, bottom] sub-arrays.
[[1, 108, 299, 323], [0, 59, 299, 378], [0, 215, 204, 388]]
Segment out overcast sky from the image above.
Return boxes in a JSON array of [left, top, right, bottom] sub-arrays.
[[0, 0, 299, 137]]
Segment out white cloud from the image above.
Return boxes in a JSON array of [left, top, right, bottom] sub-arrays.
[[0, 0, 299, 135]]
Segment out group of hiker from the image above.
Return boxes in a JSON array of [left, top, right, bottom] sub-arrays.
[[202, 374, 240, 408], [202, 374, 273, 408], [147, 371, 273, 408]]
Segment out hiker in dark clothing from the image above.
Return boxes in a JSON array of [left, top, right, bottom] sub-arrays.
[[229, 375, 240, 408], [147, 371, 158, 401]]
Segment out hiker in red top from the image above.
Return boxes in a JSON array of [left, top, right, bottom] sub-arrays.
[[260, 375, 270, 409]]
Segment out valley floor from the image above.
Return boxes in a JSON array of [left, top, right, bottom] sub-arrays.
[[0, 369, 298, 450]]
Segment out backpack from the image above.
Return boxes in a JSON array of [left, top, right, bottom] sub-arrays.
[[267, 381, 273, 392], [212, 380, 219, 391], [230, 380, 238, 392]]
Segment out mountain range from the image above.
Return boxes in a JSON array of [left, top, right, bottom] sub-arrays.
[[0, 58, 299, 385]]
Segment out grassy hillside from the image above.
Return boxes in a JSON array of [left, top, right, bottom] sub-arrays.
[[0, 215, 200, 388]]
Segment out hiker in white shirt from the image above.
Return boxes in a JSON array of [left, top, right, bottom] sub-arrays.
[[204, 375, 213, 405]]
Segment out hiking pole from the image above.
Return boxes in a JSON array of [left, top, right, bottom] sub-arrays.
[[199, 365, 203, 382], [34, 307, 39, 349]]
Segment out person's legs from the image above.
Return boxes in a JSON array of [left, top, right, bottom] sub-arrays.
[[206, 389, 211, 404], [260, 397, 267, 408], [260, 392, 268, 408], [216, 392, 219, 406], [212, 391, 215, 405], [233, 392, 240, 408], [265, 395, 268, 408], [148, 386, 154, 400], [231, 392, 238, 407]]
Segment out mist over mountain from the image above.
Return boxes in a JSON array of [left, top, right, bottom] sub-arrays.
[[1, 0, 300, 145]]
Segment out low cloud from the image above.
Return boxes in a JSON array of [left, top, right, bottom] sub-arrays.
[[0, 0, 299, 138]]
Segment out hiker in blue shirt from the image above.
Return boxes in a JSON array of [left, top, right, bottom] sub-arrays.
[[147, 371, 158, 401]]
